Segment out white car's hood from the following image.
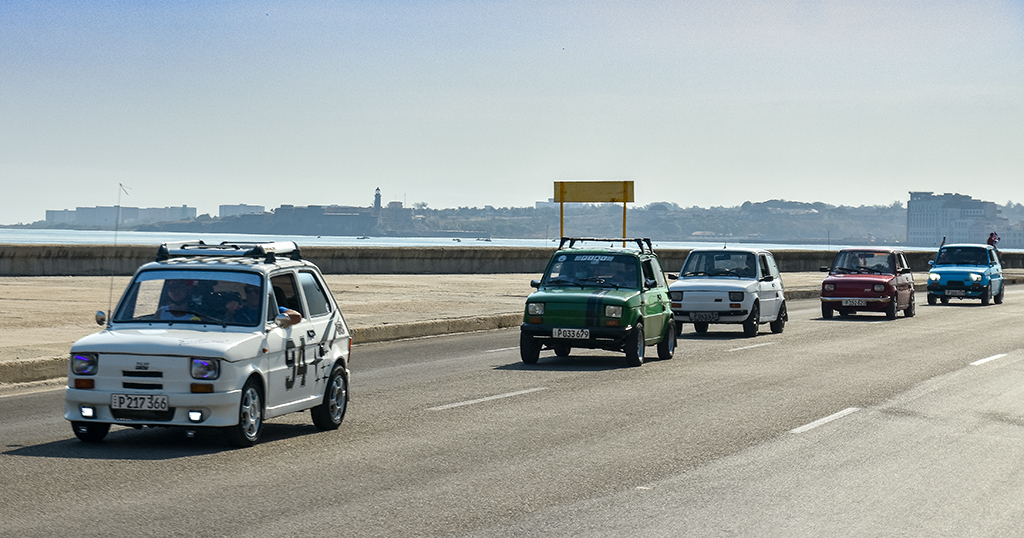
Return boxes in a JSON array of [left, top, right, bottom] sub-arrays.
[[70, 326, 265, 362], [669, 278, 759, 293]]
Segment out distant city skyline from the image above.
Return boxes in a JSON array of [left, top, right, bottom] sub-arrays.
[[2, 1, 1022, 225]]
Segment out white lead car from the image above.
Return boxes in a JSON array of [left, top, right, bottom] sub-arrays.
[[667, 247, 787, 337], [65, 241, 352, 447]]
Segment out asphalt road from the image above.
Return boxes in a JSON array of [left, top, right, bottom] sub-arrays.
[[3, 290, 1024, 537]]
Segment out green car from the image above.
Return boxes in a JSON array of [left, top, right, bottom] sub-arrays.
[[520, 237, 676, 367]]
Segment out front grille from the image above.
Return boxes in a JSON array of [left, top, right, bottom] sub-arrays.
[[112, 408, 176, 422], [122, 382, 164, 390], [123, 371, 163, 378]]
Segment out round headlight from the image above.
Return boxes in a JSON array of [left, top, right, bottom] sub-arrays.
[[823, 284, 835, 292], [874, 284, 886, 292]]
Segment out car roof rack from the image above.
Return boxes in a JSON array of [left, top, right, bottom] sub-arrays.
[[558, 237, 654, 254], [155, 241, 302, 263]]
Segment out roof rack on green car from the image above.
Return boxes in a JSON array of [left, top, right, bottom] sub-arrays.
[[558, 237, 654, 254]]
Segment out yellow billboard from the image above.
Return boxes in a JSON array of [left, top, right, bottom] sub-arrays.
[[553, 181, 634, 203]]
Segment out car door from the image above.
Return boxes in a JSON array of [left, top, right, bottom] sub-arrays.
[[296, 269, 339, 400], [757, 253, 781, 320], [895, 252, 913, 307], [988, 247, 1003, 294], [641, 257, 670, 343], [264, 271, 319, 415]]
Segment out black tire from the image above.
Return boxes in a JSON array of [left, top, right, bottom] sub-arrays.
[[904, 292, 916, 317], [223, 377, 263, 448], [821, 303, 833, 319], [657, 320, 676, 360], [927, 293, 936, 306], [743, 302, 759, 337], [624, 323, 644, 367], [72, 421, 110, 443], [311, 366, 348, 431], [693, 322, 709, 334], [520, 332, 540, 365], [770, 302, 786, 334], [995, 284, 1004, 304], [553, 345, 571, 357], [885, 295, 898, 320], [981, 287, 991, 306], [940, 296, 949, 305]]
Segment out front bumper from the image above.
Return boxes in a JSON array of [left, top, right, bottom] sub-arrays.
[[927, 281, 987, 298], [521, 323, 632, 350], [64, 387, 242, 428], [820, 296, 892, 311]]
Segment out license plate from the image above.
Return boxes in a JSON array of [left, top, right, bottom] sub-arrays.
[[553, 328, 590, 339], [111, 394, 169, 411], [946, 290, 965, 296], [842, 299, 867, 306], [690, 312, 719, 322]]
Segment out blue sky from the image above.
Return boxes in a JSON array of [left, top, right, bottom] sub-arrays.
[[1, 1, 1022, 224]]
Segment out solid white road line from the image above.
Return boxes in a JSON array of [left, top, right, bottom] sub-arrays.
[[428, 387, 547, 411], [790, 407, 860, 434], [971, 353, 1008, 366], [728, 342, 776, 353]]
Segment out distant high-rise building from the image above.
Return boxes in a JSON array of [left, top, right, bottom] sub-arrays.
[[219, 204, 265, 218], [907, 192, 1004, 247]]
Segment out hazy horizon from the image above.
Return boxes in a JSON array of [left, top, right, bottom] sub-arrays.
[[2, 1, 1022, 225]]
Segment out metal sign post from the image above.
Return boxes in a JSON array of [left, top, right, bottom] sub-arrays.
[[553, 181, 635, 242]]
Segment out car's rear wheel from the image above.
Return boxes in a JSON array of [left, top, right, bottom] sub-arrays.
[[904, 292, 916, 317], [927, 293, 937, 306], [743, 303, 759, 337], [553, 345, 571, 357], [624, 323, 644, 367], [311, 366, 348, 431], [693, 322, 709, 333], [223, 377, 263, 448], [770, 302, 786, 334], [885, 295, 898, 320], [72, 421, 110, 443], [520, 332, 540, 364], [821, 303, 833, 319], [657, 320, 675, 360]]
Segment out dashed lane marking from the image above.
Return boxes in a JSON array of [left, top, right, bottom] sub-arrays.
[[791, 407, 860, 434], [428, 388, 547, 411], [971, 353, 1008, 366], [727, 342, 776, 353]]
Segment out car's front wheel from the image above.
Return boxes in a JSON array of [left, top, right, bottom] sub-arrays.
[[520, 332, 540, 364], [821, 303, 833, 319], [311, 366, 348, 431], [657, 320, 675, 360], [72, 421, 110, 443], [981, 286, 991, 306], [904, 292, 916, 317], [553, 344, 571, 357], [940, 296, 950, 305], [885, 295, 898, 320], [625, 323, 644, 367], [743, 302, 759, 337], [927, 293, 937, 306], [223, 377, 263, 448], [995, 283, 1005, 304], [693, 322, 709, 333]]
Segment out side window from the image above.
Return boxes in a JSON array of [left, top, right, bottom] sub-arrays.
[[265, 289, 279, 322], [990, 249, 1001, 267], [298, 271, 332, 317], [758, 255, 771, 280], [642, 259, 656, 287], [897, 253, 909, 272], [648, 258, 667, 288], [270, 273, 304, 317], [766, 254, 782, 280]]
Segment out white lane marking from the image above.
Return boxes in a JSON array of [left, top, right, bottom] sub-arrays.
[[728, 342, 776, 352], [484, 347, 519, 353], [790, 407, 860, 434], [971, 353, 1008, 366], [428, 388, 547, 411]]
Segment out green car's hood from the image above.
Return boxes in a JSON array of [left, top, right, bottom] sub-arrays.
[[528, 286, 641, 305]]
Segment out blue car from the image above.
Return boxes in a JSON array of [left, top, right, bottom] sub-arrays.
[[927, 244, 1004, 305]]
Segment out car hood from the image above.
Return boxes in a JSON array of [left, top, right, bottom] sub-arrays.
[[931, 264, 992, 274], [529, 287, 641, 304], [823, 273, 895, 284], [70, 327, 265, 362], [668, 278, 759, 293]]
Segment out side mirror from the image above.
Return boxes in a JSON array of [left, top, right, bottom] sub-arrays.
[[761, 275, 774, 282], [274, 309, 302, 328], [819, 266, 829, 272], [928, 260, 934, 266], [667, 274, 678, 280], [530, 279, 540, 289], [95, 311, 107, 326], [644, 278, 657, 289]]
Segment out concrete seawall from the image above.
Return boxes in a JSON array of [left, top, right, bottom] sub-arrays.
[[1, 244, 1021, 276]]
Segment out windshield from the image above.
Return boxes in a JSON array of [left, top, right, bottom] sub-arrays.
[[934, 247, 988, 266], [831, 251, 895, 274], [680, 252, 756, 278], [113, 270, 264, 326], [543, 253, 639, 289]]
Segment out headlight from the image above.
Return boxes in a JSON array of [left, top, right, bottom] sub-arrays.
[[605, 305, 622, 318], [874, 284, 886, 292], [970, 273, 983, 282], [71, 353, 98, 375], [527, 302, 545, 315], [729, 291, 744, 302], [669, 291, 683, 301], [191, 358, 220, 380], [929, 273, 941, 281], [823, 284, 835, 292]]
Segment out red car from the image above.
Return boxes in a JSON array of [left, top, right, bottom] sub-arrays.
[[820, 248, 916, 319]]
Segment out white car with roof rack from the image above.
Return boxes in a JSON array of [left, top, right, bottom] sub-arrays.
[[64, 240, 351, 447], [667, 247, 787, 337]]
